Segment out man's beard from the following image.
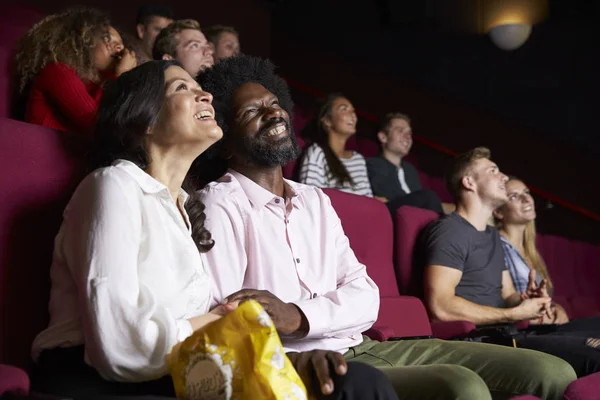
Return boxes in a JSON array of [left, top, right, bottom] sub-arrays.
[[237, 118, 301, 167]]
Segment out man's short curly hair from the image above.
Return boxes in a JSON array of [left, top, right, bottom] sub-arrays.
[[198, 54, 293, 144], [187, 55, 294, 185]]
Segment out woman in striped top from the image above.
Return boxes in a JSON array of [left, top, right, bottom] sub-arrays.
[[298, 93, 377, 198]]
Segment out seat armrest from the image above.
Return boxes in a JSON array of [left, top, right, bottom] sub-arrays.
[[5, 393, 72, 400], [0, 364, 29, 397], [430, 320, 476, 340], [364, 326, 395, 341]]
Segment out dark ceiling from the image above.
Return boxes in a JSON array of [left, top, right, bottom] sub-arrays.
[[272, 0, 600, 153]]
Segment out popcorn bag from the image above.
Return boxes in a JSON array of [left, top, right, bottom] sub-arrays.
[[168, 300, 308, 400]]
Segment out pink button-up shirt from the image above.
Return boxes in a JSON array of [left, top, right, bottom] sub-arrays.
[[199, 170, 380, 354]]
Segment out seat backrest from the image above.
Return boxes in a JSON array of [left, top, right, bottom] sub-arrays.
[[324, 189, 435, 337], [0, 4, 44, 119], [394, 205, 439, 297], [537, 234, 600, 319], [0, 118, 86, 369], [323, 189, 399, 297]]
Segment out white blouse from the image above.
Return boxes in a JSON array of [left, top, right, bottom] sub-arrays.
[[31, 160, 211, 382]]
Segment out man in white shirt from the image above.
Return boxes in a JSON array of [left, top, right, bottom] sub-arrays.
[[193, 54, 577, 400]]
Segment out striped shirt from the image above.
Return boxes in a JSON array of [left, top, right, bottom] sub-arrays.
[[298, 143, 373, 197], [500, 236, 542, 294]]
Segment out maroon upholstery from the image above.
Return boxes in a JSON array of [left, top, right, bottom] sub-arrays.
[[394, 205, 439, 297], [323, 189, 430, 339], [356, 138, 379, 158], [563, 371, 600, 400], [0, 118, 87, 369], [323, 189, 470, 340], [0, 4, 44, 119], [0, 363, 29, 397], [0, 47, 12, 119], [536, 234, 600, 320]]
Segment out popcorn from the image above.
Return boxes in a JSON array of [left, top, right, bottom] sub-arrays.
[[168, 300, 307, 400]]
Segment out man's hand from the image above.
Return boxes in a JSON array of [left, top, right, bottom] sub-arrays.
[[510, 297, 552, 321], [286, 350, 347, 398], [224, 289, 308, 336]]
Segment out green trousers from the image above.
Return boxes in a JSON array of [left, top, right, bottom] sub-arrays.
[[345, 337, 576, 400]]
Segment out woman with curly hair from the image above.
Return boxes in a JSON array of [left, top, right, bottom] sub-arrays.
[[15, 7, 136, 135]]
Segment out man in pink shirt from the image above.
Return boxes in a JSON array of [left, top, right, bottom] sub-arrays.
[[193, 54, 575, 400]]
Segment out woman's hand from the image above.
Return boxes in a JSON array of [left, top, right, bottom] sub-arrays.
[[187, 301, 239, 332], [114, 49, 137, 77], [374, 196, 388, 203]]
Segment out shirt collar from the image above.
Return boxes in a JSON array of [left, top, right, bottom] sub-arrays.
[[378, 154, 405, 170], [112, 159, 189, 203], [229, 169, 304, 210]]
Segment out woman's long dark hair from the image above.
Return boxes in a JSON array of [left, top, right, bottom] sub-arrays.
[[302, 93, 354, 187], [93, 60, 214, 252]]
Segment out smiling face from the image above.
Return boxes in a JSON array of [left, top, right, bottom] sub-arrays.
[[322, 97, 357, 137], [227, 82, 299, 167], [495, 179, 536, 226], [380, 117, 413, 157], [149, 66, 222, 153]]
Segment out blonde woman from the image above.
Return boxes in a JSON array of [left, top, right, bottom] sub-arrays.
[[494, 177, 600, 330]]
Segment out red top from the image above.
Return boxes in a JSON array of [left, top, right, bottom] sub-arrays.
[[25, 62, 103, 135]]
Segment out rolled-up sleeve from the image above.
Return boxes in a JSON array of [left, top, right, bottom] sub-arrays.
[[63, 171, 191, 381], [294, 193, 379, 338]]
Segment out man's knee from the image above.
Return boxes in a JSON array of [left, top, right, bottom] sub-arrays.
[[520, 350, 576, 399], [380, 365, 491, 400], [335, 362, 397, 399]]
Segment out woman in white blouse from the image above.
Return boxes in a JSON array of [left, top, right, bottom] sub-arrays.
[[30, 60, 399, 400], [29, 60, 229, 397]]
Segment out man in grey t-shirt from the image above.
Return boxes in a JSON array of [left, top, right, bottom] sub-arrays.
[[424, 212, 505, 308], [422, 147, 600, 377]]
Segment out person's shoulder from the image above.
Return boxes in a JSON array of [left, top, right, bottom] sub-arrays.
[[198, 173, 246, 207], [287, 179, 333, 208], [366, 155, 387, 168], [66, 163, 141, 216], [83, 163, 144, 195], [304, 143, 324, 157], [402, 160, 418, 172], [426, 213, 466, 240], [350, 151, 367, 162], [37, 62, 78, 79]]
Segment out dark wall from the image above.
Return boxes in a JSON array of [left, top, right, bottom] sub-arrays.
[[271, 0, 600, 153], [20, 0, 271, 58]]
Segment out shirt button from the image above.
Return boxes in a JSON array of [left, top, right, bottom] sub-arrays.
[[285, 218, 289, 224], [296, 258, 301, 263], [274, 198, 281, 204]]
